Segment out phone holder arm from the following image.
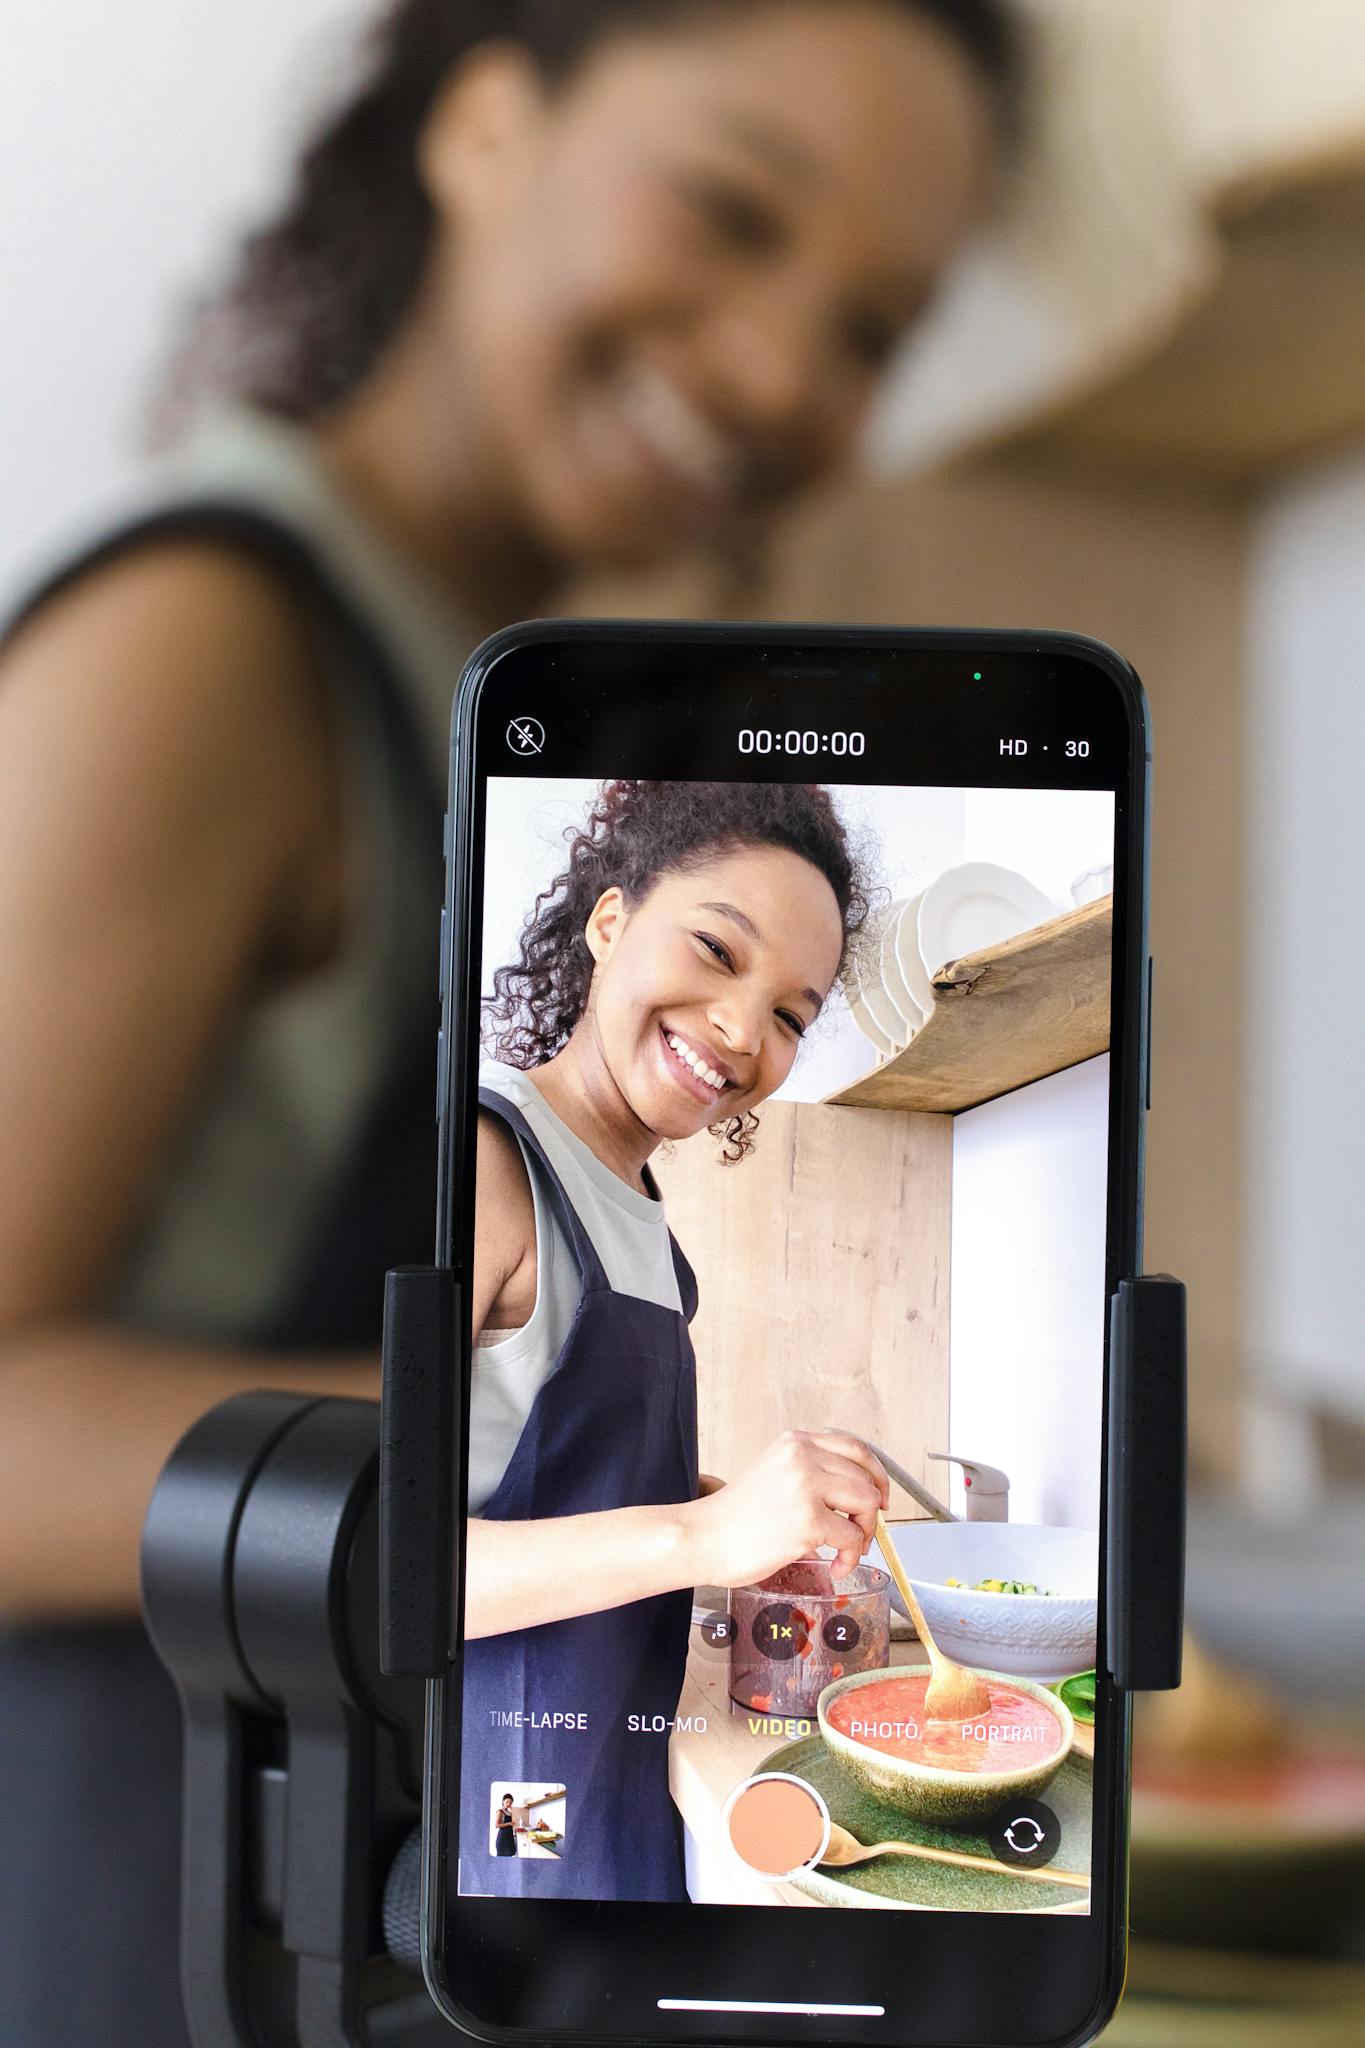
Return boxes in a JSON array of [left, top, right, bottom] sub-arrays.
[[1104, 1275, 1187, 1691], [380, 1265, 457, 1680]]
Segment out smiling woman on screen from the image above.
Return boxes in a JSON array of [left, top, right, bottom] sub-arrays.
[[0, 2, 1019, 2040], [465, 778, 888, 1900]]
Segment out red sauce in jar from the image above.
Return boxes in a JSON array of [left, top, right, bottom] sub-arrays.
[[827, 1674, 1065, 1774]]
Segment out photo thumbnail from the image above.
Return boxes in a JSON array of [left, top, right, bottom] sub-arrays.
[[489, 1783, 568, 1861]]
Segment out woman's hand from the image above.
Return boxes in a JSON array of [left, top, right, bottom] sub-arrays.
[[462, 1431, 887, 1637], [682, 1430, 889, 1587]]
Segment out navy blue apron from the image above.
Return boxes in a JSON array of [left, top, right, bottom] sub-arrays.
[[459, 1087, 700, 1905], [0, 503, 445, 2048]]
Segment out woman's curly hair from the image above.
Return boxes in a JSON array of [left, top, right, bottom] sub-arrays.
[[487, 780, 873, 1161]]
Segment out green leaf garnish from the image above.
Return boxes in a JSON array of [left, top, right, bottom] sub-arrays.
[[1052, 1670, 1096, 1724]]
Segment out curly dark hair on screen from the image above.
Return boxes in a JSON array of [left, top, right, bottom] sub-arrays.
[[154, 0, 1023, 435], [487, 779, 872, 1162]]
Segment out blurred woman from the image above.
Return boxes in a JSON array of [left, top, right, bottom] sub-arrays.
[[0, 1, 1019, 2039]]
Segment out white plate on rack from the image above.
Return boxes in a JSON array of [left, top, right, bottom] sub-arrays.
[[1070, 864, 1113, 908], [894, 892, 935, 1017], [844, 959, 898, 1059], [917, 863, 1056, 979], [848, 907, 908, 1052], [859, 971, 906, 1050], [878, 901, 924, 1041]]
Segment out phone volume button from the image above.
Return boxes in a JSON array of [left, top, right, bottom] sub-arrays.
[[435, 1028, 446, 1124], [438, 906, 449, 998], [1145, 956, 1154, 1112]]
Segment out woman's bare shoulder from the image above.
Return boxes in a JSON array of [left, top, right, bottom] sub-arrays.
[[2, 537, 327, 773], [473, 1107, 537, 1310], [0, 541, 346, 1315], [476, 1109, 536, 1230], [0, 538, 338, 951]]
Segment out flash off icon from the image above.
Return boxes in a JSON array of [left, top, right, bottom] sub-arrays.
[[506, 715, 545, 757]]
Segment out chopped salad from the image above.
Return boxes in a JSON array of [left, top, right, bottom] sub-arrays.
[[944, 1576, 1054, 1597]]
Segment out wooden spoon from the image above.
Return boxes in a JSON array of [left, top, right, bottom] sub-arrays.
[[874, 1510, 992, 1720], [820, 1820, 1088, 1890]]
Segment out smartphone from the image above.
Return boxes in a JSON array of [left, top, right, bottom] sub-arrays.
[[425, 622, 1149, 2047]]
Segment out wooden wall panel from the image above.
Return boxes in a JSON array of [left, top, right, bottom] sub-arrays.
[[652, 1099, 952, 1506]]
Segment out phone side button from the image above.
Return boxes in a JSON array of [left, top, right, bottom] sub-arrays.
[[436, 1028, 446, 1123], [1145, 956, 1154, 1112]]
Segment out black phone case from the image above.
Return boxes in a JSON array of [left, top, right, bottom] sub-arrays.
[[384, 621, 1185, 2048]]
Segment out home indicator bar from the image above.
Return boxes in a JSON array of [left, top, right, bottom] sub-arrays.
[[658, 2000, 886, 2017]]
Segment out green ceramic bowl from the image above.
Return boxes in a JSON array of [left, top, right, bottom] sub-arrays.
[[817, 1663, 1074, 1827]]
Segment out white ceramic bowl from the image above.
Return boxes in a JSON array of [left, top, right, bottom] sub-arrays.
[[873, 1522, 1098, 1682]]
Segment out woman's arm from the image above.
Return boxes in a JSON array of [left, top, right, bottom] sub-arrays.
[[0, 544, 371, 1621], [464, 1432, 890, 1638], [463, 1502, 696, 1639], [463, 1093, 890, 1638], [1, 1327, 380, 1619]]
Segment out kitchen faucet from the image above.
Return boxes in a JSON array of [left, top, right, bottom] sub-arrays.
[[871, 1446, 1011, 1523]]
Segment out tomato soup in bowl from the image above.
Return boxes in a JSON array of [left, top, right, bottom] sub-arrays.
[[818, 1665, 1074, 1826]]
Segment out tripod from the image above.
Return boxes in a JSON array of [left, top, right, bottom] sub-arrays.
[[141, 1388, 441, 2047]]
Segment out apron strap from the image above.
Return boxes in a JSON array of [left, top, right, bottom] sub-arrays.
[[666, 1231, 699, 1323], [477, 1086, 610, 1295], [639, 1161, 699, 1324]]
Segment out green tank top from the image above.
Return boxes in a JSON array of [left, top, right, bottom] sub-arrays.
[[90, 407, 472, 1341]]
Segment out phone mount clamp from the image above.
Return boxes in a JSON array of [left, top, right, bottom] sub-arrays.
[[141, 1267, 1185, 2046], [140, 1383, 444, 2047]]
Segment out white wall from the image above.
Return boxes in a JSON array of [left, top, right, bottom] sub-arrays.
[[1245, 445, 1365, 1422], [948, 1056, 1110, 1532], [0, 1, 366, 596]]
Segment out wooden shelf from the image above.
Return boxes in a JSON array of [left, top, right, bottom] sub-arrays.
[[994, 162, 1365, 486], [828, 898, 1112, 1115]]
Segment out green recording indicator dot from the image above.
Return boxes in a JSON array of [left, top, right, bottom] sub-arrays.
[[972, 670, 983, 681]]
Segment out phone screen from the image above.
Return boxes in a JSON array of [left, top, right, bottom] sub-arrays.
[[433, 628, 1145, 2045]]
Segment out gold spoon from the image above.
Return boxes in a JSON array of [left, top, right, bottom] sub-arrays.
[[874, 1509, 992, 1721], [820, 1820, 1088, 1890]]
